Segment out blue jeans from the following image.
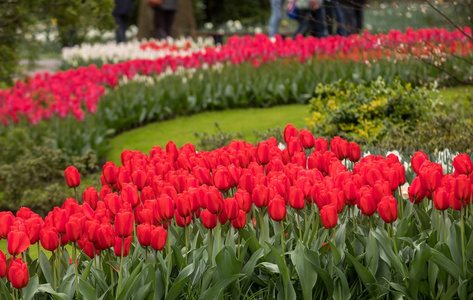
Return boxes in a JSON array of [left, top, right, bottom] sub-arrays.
[[269, 0, 285, 37]]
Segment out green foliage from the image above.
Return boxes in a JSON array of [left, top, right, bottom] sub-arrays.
[[306, 77, 441, 144], [194, 122, 243, 151]]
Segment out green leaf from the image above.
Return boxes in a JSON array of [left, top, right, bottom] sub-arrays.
[[134, 282, 153, 300], [199, 274, 244, 300], [408, 242, 431, 299], [81, 260, 94, 282], [241, 248, 264, 280], [333, 266, 351, 300], [23, 274, 39, 300], [116, 261, 144, 300], [165, 263, 195, 300], [58, 265, 75, 296], [39, 251, 54, 285], [259, 262, 280, 274], [79, 278, 97, 300], [154, 268, 165, 300], [267, 243, 296, 300], [430, 248, 462, 279], [345, 252, 376, 290], [216, 246, 242, 278], [0, 278, 14, 300], [37, 284, 71, 300], [372, 228, 406, 278], [291, 242, 317, 300]]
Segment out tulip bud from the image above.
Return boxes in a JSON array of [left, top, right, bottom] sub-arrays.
[[40, 227, 59, 252], [8, 257, 29, 289], [114, 236, 132, 257], [320, 205, 338, 229], [64, 166, 81, 188], [7, 230, 30, 256], [151, 226, 167, 251], [201, 209, 217, 229], [114, 212, 134, 238], [377, 196, 398, 223], [299, 129, 315, 149], [268, 196, 287, 222], [453, 153, 473, 176], [231, 210, 247, 229]]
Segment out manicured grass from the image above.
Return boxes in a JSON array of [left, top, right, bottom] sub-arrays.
[[107, 104, 309, 164]]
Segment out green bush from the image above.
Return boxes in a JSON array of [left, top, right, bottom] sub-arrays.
[[306, 77, 441, 144]]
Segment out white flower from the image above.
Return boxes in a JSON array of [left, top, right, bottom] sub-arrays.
[[400, 183, 410, 199], [278, 142, 286, 150], [386, 150, 402, 162]]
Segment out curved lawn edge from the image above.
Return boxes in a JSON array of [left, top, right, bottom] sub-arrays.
[[107, 104, 309, 164]]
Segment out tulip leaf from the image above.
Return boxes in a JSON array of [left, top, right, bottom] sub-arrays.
[[38, 284, 71, 300], [267, 243, 296, 300], [23, 274, 39, 300], [58, 265, 75, 296], [216, 246, 242, 278], [165, 263, 195, 300], [171, 245, 184, 269], [345, 252, 376, 292], [134, 282, 153, 300], [199, 274, 244, 300], [116, 261, 144, 300], [291, 242, 317, 300], [259, 262, 280, 274], [0, 278, 14, 300], [90, 268, 110, 293], [201, 265, 217, 292], [333, 266, 351, 300], [408, 242, 431, 299], [440, 282, 459, 300], [427, 262, 439, 293], [446, 223, 462, 268], [39, 251, 54, 286], [430, 249, 462, 279], [79, 278, 97, 300], [80, 260, 94, 282], [241, 248, 264, 288], [372, 228, 406, 278], [154, 268, 165, 300]]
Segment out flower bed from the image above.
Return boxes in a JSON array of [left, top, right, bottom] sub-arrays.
[[1, 125, 473, 299]]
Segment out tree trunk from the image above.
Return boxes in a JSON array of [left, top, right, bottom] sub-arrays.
[[172, 0, 197, 39], [137, 0, 155, 40]]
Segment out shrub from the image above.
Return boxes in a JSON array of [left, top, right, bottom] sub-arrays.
[[306, 77, 441, 144]]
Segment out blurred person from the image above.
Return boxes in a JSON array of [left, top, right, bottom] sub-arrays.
[[324, 0, 348, 36], [153, 0, 178, 40], [113, 0, 133, 43], [269, 0, 286, 38], [293, 0, 323, 38], [308, 2, 329, 38]]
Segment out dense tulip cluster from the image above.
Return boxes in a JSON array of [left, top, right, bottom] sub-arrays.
[[1, 27, 472, 127], [2, 123, 473, 297]]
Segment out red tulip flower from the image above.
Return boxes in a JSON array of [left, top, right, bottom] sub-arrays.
[[83, 187, 99, 210], [121, 184, 140, 208], [348, 142, 361, 162], [132, 169, 148, 191], [40, 227, 59, 252], [114, 212, 134, 238], [223, 198, 239, 220], [0, 212, 15, 239], [299, 129, 315, 149], [358, 194, 377, 216], [419, 162, 443, 192], [97, 224, 115, 250], [8, 257, 29, 289], [137, 223, 153, 247], [114, 236, 132, 257], [213, 166, 235, 192], [433, 187, 450, 211], [64, 166, 81, 188], [201, 209, 217, 229], [408, 177, 427, 204], [235, 189, 252, 213], [255, 142, 270, 165], [320, 205, 338, 229], [7, 230, 30, 256], [156, 194, 175, 222], [151, 226, 167, 251], [205, 187, 224, 215], [453, 153, 473, 176], [0, 250, 6, 278], [103, 162, 118, 185], [231, 210, 247, 229], [268, 196, 287, 222], [315, 137, 328, 152], [65, 214, 84, 242], [284, 124, 299, 145], [288, 186, 305, 210], [411, 151, 429, 175], [454, 174, 471, 202], [377, 196, 398, 223], [252, 185, 270, 208]]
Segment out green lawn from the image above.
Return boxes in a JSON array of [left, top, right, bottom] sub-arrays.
[[107, 104, 310, 164]]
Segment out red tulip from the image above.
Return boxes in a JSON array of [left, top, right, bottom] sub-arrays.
[[104, 193, 122, 217], [343, 180, 358, 205], [408, 177, 427, 204], [25, 217, 43, 244], [453, 153, 473, 176], [239, 173, 256, 194], [7, 230, 30, 256], [64, 166, 81, 188], [213, 166, 235, 192], [121, 184, 140, 208], [201, 209, 217, 229], [132, 169, 148, 191], [114, 212, 134, 238], [315, 137, 328, 152], [231, 210, 247, 229], [103, 162, 118, 185], [114, 236, 132, 257], [235, 189, 252, 213], [137, 223, 153, 247], [320, 205, 338, 229], [377, 196, 398, 223], [150, 226, 167, 251], [8, 257, 29, 289], [433, 187, 450, 211], [288, 186, 305, 210], [97, 224, 115, 250], [0, 212, 15, 239], [252, 185, 270, 208], [454, 174, 471, 202], [299, 129, 315, 149], [419, 162, 443, 192], [411, 151, 429, 175], [223, 198, 239, 220], [176, 194, 192, 218], [40, 227, 59, 252], [0, 250, 6, 278], [86, 220, 100, 243], [287, 137, 303, 157], [284, 124, 299, 145], [268, 196, 287, 222], [255, 142, 270, 165], [156, 194, 175, 222], [174, 210, 192, 227], [83, 187, 99, 210], [51, 207, 68, 235], [166, 141, 179, 161], [358, 194, 377, 216], [65, 214, 83, 242], [16, 207, 34, 220], [348, 142, 361, 162], [205, 187, 224, 215]]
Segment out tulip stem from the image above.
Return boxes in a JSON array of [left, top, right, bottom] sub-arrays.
[[184, 223, 188, 266], [52, 252, 57, 291], [442, 210, 447, 243], [352, 206, 356, 229], [73, 242, 80, 300], [296, 212, 303, 243], [165, 228, 172, 297], [145, 246, 148, 264], [108, 249, 115, 296], [238, 230, 241, 261], [390, 222, 407, 278], [209, 229, 213, 266], [304, 206, 308, 237], [117, 238, 124, 294], [461, 207, 466, 275], [280, 221, 285, 256], [259, 208, 266, 255], [93, 244, 97, 269], [398, 187, 404, 219]]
